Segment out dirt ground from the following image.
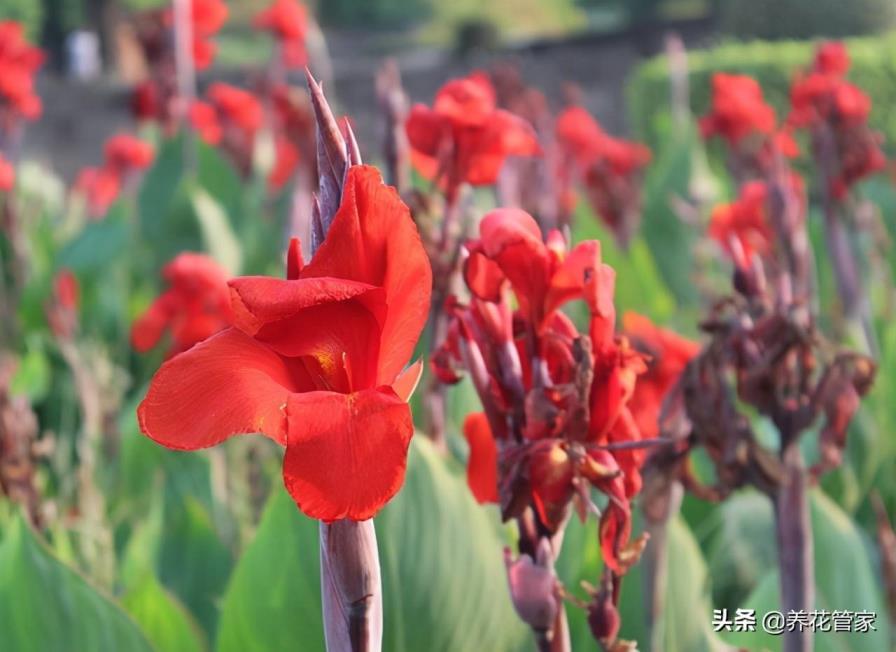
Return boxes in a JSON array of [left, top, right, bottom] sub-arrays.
[[26, 18, 715, 181]]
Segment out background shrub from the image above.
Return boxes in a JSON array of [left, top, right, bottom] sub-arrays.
[[719, 0, 896, 41]]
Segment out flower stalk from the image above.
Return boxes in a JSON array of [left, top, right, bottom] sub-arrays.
[[306, 69, 383, 652]]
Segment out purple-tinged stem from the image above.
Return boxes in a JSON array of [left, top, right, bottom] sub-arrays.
[[319, 520, 383, 652], [172, 0, 197, 169], [306, 70, 383, 652], [773, 442, 814, 652]]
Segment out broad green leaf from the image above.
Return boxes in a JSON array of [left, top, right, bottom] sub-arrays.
[[706, 490, 889, 651], [639, 121, 704, 306], [57, 206, 130, 273], [190, 187, 243, 276], [617, 515, 733, 651], [9, 335, 51, 402], [217, 437, 529, 652], [0, 515, 153, 652], [157, 496, 233, 640], [122, 574, 207, 652]]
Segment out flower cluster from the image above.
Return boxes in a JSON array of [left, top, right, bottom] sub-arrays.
[[176, 0, 228, 71], [788, 41, 886, 199], [433, 208, 648, 647], [555, 105, 651, 247], [0, 21, 43, 129], [0, 21, 44, 190], [130, 0, 228, 130], [406, 72, 540, 201], [700, 73, 797, 181], [191, 83, 264, 176], [254, 0, 309, 69], [139, 165, 432, 522], [131, 253, 233, 357], [75, 134, 155, 218]]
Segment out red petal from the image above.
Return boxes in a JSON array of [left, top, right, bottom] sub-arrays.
[[463, 244, 506, 302], [463, 412, 499, 504], [286, 237, 304, 280], [545, 240, 601, 318], [138, 328, 310, 449], [479, 208, 552, 322], [303, 165, 432, 386], [282, 387, 413, 521], [392, 359, 424, 402], [599, 501, 631, 575], [405, 104, 448, 158]]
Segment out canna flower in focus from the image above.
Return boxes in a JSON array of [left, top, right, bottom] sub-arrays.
[[0, 21, 44, 129], [254, 0, 309, 68], [623, 312, 699, 441], [131, 253, 233, 357], [555, 105, 651, 247], [138, 165, 432, 521], [405, 72, 540, 200], [74, 134, 155, 218], [435, 208, 648, 574]]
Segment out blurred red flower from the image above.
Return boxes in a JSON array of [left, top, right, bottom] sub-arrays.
[[623, 312, 699, 440], [138, 166, 432, 522], [47, 269, 80, 339], [708, 180, 774, 263], [254, 0, 308, 68], [132, 253, 233, 357], [405, 72, 539, 198], [554, 106, 651, 246], [74, 134, 155, 218], [269, 135, 301, 192], [0, 154, 14, 191], [700, 73, 777, 145], [788, 42, 886, 198], [0, 20, 44, 127], [175, 0, 228, 71]]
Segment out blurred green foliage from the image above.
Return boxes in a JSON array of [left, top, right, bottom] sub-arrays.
[[628, 31, 896, 155], [719, 0, 896, 40], [0, 0, 44, 39]]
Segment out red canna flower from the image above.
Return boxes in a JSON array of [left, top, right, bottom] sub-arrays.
[[623, 312, 699, 440], [207, 83, 263, 136], [47, 269, 80, 339], [0, 21, 43, 128], [131, 252, 233, 357], [104, 134, 155, 173], [74, 166, 122, 218], [437, 208, 648, 573], [554, 106, 651, 246], [788, 42, 886, 198], [131, 80, 162, 123], [189, 101, 222, 144], [0, 154, 14, 191], [813, 41, 850, 76], [708, 180, 774, 263], [269, 135, 301, 191], [138, 166, 432, 522], [171, 0, 228, 71], [700, 73, 777, 145], [74, 133, 155, 218], [254, 0, 309, 68], [405, 72, 540, 199]]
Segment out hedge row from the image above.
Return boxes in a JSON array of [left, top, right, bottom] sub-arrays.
[[626, 32, 896, 153]]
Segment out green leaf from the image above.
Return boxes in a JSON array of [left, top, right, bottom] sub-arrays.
[[0, 515, 153, 652], [216, 437, 529, 652], [9, 335, 51, 402], [617, 515, 732, 651], [189, 187, 243, 276], [58, 207, 130, 273], [707, 490, 890, 651], [122, 574, 207, 652], [157, 496, 233, 640]]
